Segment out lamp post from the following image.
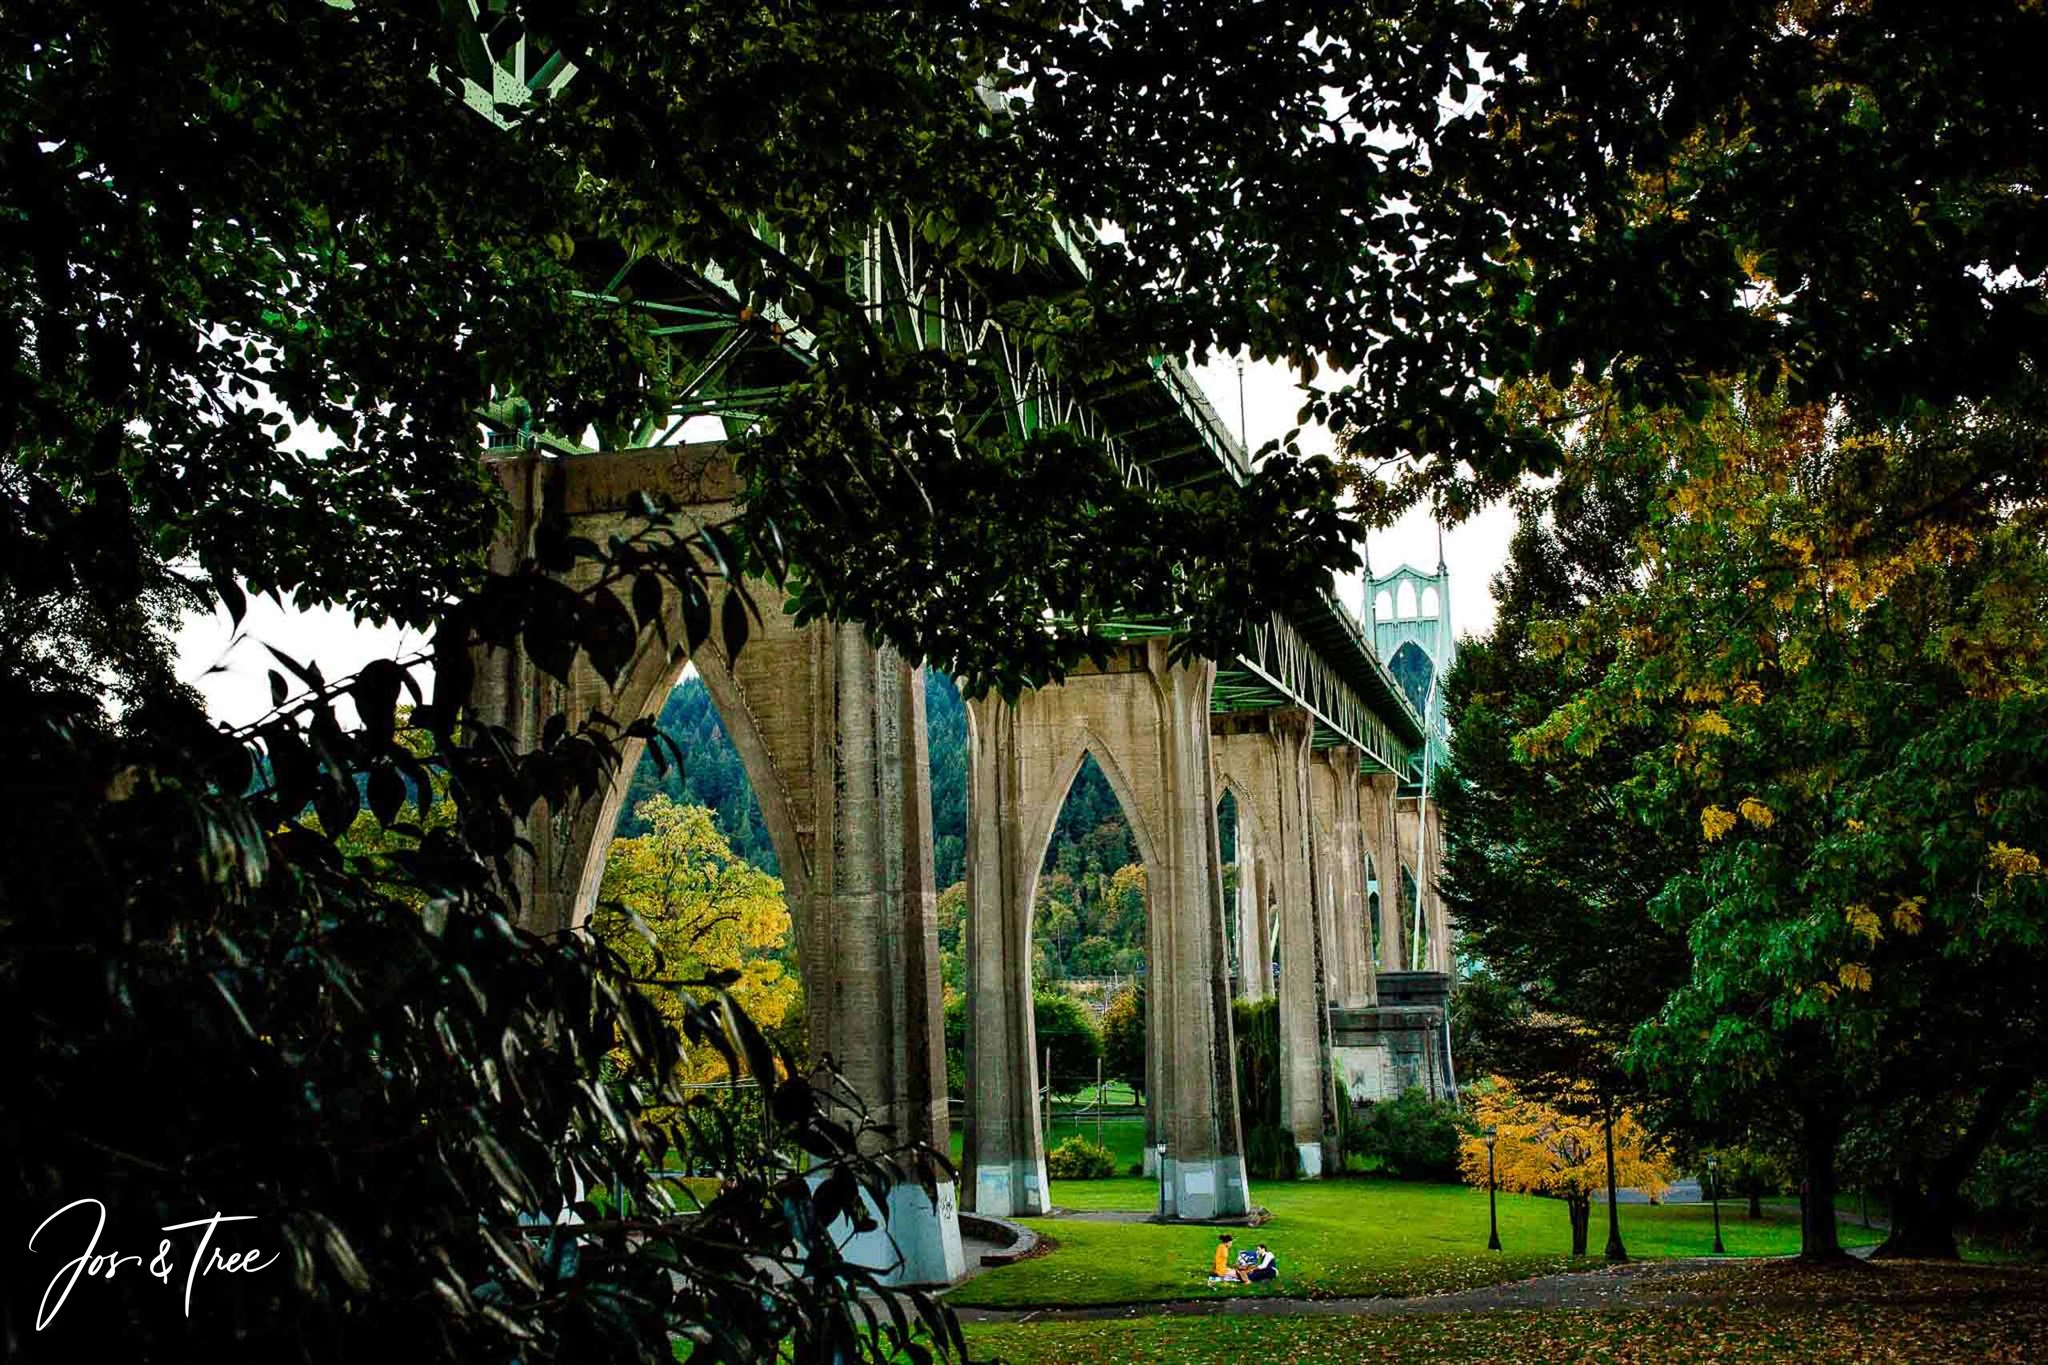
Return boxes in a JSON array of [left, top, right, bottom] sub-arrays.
[[1485, 1130, 1502, 1251], [1708, 1156, 1726, 1255]]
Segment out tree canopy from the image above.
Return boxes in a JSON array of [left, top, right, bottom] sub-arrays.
[[1442, 376, 2048, 1258], [595, 796, 797, 1085]]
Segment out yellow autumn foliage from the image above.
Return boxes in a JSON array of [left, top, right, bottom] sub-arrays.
[[1891, 897, 1926, 936], [1460, 1078, 1675, 1202], [593, 795, 797, 1085], [1988, 842, 2045, 884], [1700, 805, 1738, 842]]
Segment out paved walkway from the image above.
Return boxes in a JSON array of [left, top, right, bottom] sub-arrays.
[[951, 1256, 1734, 1323], [1054, 1208, 1151, 1224]]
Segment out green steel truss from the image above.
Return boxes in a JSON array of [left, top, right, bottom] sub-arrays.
[[447, 3, 1424, 781]]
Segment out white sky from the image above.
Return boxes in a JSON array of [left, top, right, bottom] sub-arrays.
[[174, 360, 1512, 726], [1186, 356, 1513, 641]]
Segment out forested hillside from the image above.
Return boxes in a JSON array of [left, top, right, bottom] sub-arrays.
[[615, 676, 780, 873]]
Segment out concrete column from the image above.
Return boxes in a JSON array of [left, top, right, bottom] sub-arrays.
[[1266, 710, 1329, 1177], [1317, 746, 1372, 1009], [1235, 841, 1262, 1001], [1419, 797, 1453, 974], [961, 695, 1051, 1218], [1215, 711, 1348, 1178], [1149, 650, 1252, 1220], [1257, 861, 1276, 997], [1394, 797, 1440, 973], [806, 628, 964, 1284], [1364, 772, 1406, 975], [1350, 772, 1381, 1008]]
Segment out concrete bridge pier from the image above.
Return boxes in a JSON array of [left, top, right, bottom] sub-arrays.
[[1365, 771, 1408, 976], [1393, 795, 1454, 974], [1232, 829, 1271, 1003], [470, 448, 963, 1284], [963, 641, 1250, 1220], [1213, 708, 1342, 1179], [797, 626, 964, 1286], [1311, 745, 1376, 1010], [960, 693, 1053, 1218]]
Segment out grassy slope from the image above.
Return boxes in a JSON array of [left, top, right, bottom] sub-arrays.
[[949, 1178, 1879, 1308]]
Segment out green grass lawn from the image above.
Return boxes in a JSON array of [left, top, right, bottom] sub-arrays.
[[1055, 1081, 1141, 1106], [949, 1177, 1880, 1308], [948, 1117, 1151, 1175]]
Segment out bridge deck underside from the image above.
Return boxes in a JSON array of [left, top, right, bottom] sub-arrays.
[[454, 19, 1421, 782]]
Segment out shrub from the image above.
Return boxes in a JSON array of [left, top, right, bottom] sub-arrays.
[[1047, 1136, 1117, 1180], [1350, 1088, 1467, 1181]]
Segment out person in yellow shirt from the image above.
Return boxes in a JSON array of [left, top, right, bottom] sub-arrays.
[[1210, 1233, 1246, 1283]]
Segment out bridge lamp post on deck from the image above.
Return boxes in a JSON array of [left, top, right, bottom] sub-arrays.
[[1708, 1156, 1726, 1255], [1484, 1130, 1501, 1251]]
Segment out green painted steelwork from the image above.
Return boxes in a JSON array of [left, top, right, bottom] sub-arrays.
[[445, 3, 1423, 781]]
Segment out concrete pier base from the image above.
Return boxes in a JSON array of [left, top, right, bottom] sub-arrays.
[[1158, 1152, 1253, 1221], [814, 1175, 967, 1287], [971, 1155, 1051, 1220]]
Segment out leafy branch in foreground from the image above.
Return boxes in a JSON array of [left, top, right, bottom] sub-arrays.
[[2, 487, 964, 1361]]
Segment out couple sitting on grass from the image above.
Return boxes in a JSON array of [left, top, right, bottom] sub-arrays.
[[1207, 1233, 1277, 1284]]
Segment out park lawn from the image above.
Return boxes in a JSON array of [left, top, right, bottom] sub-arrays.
[[948, 1178, 1880, 1308], [1046, 1116, 1149, 1172], [948, 1117, 1152, 1175]]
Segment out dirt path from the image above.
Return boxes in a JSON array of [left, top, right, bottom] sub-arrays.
[[949, 1256, 1729, 1324]]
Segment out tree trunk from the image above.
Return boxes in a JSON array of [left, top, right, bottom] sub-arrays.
[[1797, 1110, 1844, 1261], [1872, 1080, 2021, 1262], [1567, 1195, 1591, 1257], [1873, 1181, 1961, 1260], [1747, 1189, 1762, 1219]]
